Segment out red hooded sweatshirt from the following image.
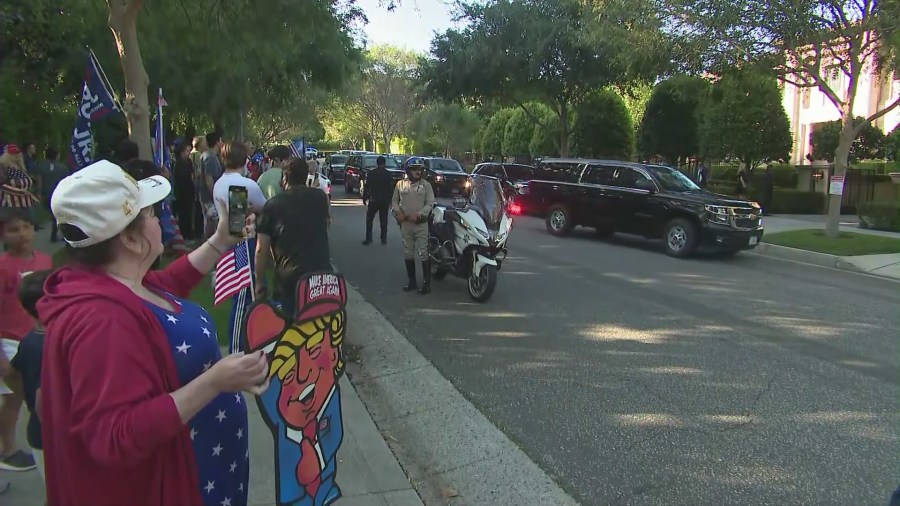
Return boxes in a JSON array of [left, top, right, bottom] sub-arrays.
[[37, 256, 206, 506]]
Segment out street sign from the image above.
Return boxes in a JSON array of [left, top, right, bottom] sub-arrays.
[[829, 175, 844, 196]]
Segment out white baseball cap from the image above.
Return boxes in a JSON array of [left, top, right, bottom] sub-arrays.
[[51, 160, 171, 248]]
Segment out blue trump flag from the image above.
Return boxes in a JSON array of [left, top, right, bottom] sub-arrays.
[[68, 51, 120, 170], [290, 138, 306, 158]]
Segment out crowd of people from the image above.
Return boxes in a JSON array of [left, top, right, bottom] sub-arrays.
[[0, 134, 340, 505]]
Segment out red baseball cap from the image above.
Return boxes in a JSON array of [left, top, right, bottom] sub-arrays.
[[5, 144, 21, 155], [294, 273, 347, 321]]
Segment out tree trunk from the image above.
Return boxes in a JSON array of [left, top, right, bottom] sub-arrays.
[[382, 132, 391, 153], [107, 0, 151, 161], [558, 103, 570, 157], [825, 108, 854, 238]]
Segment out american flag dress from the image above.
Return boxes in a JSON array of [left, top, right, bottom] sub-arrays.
[[0, 167, 35, 208], [145, 292, 250, 506]]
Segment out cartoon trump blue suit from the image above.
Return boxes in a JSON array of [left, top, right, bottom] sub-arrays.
[[244, 272, 347, 506]]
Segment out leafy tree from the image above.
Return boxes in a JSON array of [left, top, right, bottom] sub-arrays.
[[572, 89, 634, 159], [700, 72, 792, 170], [886, 126, 900, 162], [612, 81, 654, 144], [0, 1, 111, 148], [529, 105, 561, 158], [811, 118, 886, 162], [661, 0, 900, 236], [320, 95, 371, 150], [481, 108, 516, 158], [409, 103, 481, 158], [638, 76, 709, 163], [423, 0, 642, 156], [502, 109, 534, 157], [358, 45, 419, 151]]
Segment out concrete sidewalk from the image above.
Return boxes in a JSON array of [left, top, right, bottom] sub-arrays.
[[755, 214, 900, 281]]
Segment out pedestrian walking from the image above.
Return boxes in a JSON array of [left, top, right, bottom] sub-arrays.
[[362, 155, 394, 245], [199, 133, 225, 239], [391, 157, 435, 294]]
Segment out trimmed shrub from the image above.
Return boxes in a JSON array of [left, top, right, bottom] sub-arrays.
[[767, 189, 826, 214], [858, 201, 900, 232], [707, 184, 825, 214]]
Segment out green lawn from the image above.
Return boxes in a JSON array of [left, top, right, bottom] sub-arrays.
[[763, 229, 900, 256]]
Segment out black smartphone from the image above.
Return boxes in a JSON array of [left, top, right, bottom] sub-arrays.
[[228, 185, 249, 236]]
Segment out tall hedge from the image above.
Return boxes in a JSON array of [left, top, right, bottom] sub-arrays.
[[571, 89, 634, 159]]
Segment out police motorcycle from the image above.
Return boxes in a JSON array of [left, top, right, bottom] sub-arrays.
[[428, 174, 512, 302]]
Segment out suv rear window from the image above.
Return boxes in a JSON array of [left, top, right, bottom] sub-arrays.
[[535, 161, 582, 183], [362, 156, 400, 169], [504, 165, 534, 180], [329, 155, 348, 165], [429, 159, 464, 172]]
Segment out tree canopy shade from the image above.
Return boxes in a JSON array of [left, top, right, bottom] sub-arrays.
[[700, 72, 792, 170], [657, 0, 900, 235], [421, 0, 660, 156], [1, 0, 363, 159]]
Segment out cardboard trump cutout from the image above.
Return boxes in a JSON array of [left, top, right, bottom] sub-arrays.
[[243, 272, 347, 506]]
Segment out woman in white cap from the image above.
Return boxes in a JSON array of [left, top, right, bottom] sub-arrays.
[[37, 160, 268, 506]]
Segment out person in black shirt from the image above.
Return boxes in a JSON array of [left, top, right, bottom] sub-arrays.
[[362, 156, 394, 245], [255, 157, 332, 318], [172, 141, 196, 240], [10, 269, 50, 484]]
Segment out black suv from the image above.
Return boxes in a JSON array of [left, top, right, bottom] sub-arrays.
[[471, 162, 535, 202], [526, 160, 763, 257], [324, 153, 350, 183], [343, 154, 405, 194], [422, 157, 470, 197]]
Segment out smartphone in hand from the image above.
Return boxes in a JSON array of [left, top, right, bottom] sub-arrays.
[[228, 185, 249, 236]]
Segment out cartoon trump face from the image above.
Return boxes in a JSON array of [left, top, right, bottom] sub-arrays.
[[271, 311, 344, 430], [244, 272, 348, 506]]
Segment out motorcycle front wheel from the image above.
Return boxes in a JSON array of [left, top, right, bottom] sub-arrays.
[[468, 264, 497, 302]]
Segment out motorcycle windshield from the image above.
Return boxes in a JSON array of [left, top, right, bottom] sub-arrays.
[[467, 175, 505, 230]]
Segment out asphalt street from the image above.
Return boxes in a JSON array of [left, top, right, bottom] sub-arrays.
[[328, 194, 899, 506]]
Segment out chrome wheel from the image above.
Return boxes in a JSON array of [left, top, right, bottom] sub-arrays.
[[549, 210, 566, 231], [667, 225, 687, 252]]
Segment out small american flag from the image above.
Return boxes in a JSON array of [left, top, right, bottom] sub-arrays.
[[214, 242, 252, 305], [0, 168, 36, 208]]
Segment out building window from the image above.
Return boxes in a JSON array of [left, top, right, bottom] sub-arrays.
[[802, 88, 811, 109]]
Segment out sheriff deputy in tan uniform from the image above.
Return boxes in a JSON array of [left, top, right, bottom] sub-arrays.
[[391, 156, 435, 294]]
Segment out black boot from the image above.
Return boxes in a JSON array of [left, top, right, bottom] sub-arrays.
[[418, 261, 431, 294], [403, 260, 417, 291]]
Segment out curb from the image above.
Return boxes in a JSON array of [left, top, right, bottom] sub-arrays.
[[342, 281, 580, 506], [752, 243, 898, 281]]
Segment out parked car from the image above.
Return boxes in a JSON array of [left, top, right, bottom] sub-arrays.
[[344, 154, 405, 194], [421, 157, 471, 197], [324, 153, 350, 183], [526, 160, 763, 257]]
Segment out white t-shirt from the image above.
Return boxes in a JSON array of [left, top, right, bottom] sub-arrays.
[[212, 171, 267, 213]]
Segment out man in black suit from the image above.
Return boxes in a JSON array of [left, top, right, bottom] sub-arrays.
[[362, 156, 394, 245]]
